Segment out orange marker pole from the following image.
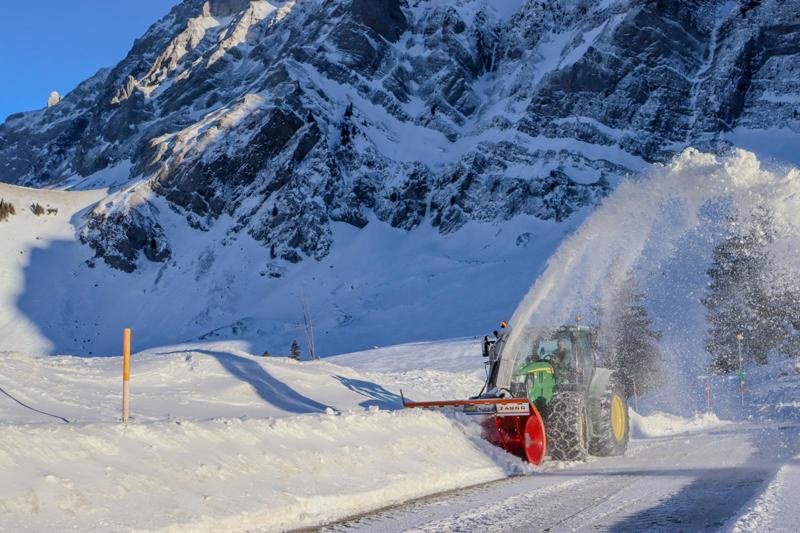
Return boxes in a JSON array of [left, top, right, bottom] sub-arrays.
[[122, 328, 131, 424]]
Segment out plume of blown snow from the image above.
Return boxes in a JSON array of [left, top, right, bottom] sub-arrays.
[[495, 149, 800, 406]]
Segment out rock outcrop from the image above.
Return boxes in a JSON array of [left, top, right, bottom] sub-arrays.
[[1, 0, 798, 272]]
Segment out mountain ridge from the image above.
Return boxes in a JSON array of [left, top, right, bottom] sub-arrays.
[[0, 0, 798, 354]]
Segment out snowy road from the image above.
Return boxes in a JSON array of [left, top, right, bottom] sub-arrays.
[[326, 422, 800, 532]]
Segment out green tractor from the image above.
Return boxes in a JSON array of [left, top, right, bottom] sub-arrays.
[[508, 325, 630, 460], [403, 324, 630, 464]]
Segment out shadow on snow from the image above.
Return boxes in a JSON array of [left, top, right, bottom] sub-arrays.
[[332, 375, 403, 410], [194, 349, 334, 414]]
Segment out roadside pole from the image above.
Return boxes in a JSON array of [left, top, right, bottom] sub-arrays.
[[736, 332, 745, 407], [123, 328, 131, 425]]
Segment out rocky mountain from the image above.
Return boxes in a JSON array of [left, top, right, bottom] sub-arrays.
[[0, 0, 798, 354], [2, 0, 796, 274]]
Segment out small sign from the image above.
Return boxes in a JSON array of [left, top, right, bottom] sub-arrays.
[[463, 404, 497, 416], [496, 402, 531, 417]]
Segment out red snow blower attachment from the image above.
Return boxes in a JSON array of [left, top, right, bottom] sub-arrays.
[[400, 321, 548, 463], [402, 395, 547, 464]]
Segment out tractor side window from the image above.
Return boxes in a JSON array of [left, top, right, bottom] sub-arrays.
[[575, 334, 593, 366], [574, 333, 593, 383]]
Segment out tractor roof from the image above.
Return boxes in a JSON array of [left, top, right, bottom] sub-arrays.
[[554, 324, 596, 335]]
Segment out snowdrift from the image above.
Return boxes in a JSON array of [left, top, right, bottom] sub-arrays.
[[0, 343, 527, 531], [0, 408, 518, 532], [629, 411, 728, 438]]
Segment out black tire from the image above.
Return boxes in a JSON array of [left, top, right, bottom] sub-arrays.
[[546, 391, 588, 461], [589, 375, 630, 456]]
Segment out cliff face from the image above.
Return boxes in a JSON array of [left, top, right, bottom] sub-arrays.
[[1, 0, 798, 273]]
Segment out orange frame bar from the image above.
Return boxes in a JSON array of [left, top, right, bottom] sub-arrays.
[[403, 397, 529, 408]]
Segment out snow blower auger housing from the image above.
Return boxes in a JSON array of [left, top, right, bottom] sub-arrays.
[[402, 396, 548, 464], [403, 324, 629, 464]]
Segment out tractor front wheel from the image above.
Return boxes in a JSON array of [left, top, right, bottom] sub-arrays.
[[546, 391, 588, 461], [589, 375, 630, 456]]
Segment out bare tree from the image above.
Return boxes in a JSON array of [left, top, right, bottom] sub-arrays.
[[299, 288, 318, 360]]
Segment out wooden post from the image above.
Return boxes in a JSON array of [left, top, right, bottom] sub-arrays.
[[123, 328, 131, 424]]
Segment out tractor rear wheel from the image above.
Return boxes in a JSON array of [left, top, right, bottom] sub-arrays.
[[546, 391, 588, 461], [589, 375, 630, 456]]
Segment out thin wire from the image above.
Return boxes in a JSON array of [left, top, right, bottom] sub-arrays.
[[0, 385, 70, 423]]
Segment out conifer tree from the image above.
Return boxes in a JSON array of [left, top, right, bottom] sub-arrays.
[[290, 340, 301, 360], [703, 211, 778, 372], [599, 270, 663, 394]]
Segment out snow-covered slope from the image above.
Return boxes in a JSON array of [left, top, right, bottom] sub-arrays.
[[0, 180, 578, 355], [1, 0, 799, 356], [0, 184, 105, 354]]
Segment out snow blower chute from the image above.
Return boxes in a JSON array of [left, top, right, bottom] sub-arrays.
[[401, 324, 547, 464]]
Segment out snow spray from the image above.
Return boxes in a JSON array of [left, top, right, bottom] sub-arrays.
[[495, 149, 800, 413]]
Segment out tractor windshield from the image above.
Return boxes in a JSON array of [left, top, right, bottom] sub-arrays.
[[535, 338, 572, 362], [515, 334, 573, 369]]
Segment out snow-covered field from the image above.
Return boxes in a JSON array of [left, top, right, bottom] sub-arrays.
[[0, 340, 512, 532], [2, 338, 799, 531]]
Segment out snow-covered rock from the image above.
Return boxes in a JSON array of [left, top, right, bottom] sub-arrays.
[[2, 0, 798, 273], [46, 91, 61, 107]]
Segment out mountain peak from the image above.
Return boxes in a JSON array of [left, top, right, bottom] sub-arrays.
[[203, 0, 256, 18], [0, 0, 798, 276]]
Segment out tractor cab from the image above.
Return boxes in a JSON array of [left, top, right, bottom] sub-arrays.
[[511, 326, 597, 406]]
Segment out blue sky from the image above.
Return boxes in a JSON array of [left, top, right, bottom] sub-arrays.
[[0, 1, 181, 121]]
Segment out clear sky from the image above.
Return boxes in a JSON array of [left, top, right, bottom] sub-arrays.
[[0, 1, 182, 121]]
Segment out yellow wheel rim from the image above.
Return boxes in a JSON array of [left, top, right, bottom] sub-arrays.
[[611, 395, 626, 442]]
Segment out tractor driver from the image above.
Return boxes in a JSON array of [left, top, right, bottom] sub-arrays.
[[551, 339, 571, 378]]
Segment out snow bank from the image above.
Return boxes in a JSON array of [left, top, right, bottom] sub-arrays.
[[630, 410, 729, 438], [0, 344, 523, 531], [0, 410, 520, 532]]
